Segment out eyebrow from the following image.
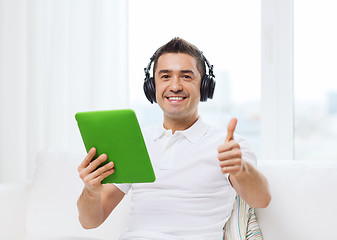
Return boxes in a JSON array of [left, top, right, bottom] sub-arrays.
[[157, 69, 196, 75], [180, 70, 195, 75], [158, 69, 171, 75]]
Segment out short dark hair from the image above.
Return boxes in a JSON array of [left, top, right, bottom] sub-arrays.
[[152, 37, 206, 78]]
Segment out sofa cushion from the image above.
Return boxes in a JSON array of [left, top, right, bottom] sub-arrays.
[[25, 149, 131, 240], [256, 160, 337, 240], [223, 195, 262, 240]]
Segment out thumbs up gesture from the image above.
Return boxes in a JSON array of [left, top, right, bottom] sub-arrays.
[[217, 118, 244, 176]]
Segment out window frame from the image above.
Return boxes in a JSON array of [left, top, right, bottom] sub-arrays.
[[128, 0, 295, 160], [261, 0, 294, 160]]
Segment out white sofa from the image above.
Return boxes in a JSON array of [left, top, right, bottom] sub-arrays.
[[1, 150, 337, 240]]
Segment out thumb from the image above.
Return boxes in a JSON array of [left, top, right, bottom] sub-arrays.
[[225, 118, 237, 142]]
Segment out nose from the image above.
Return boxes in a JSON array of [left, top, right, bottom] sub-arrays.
[[169, 77, 182, 92]]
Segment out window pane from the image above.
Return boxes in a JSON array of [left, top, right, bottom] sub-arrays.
[[294, 0, 337, 160], [129, 0, 261, 156]]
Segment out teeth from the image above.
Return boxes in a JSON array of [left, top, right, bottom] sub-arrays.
[[168, 97, 184, 100]]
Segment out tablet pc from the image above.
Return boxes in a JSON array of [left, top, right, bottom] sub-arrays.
[[75, 109, 155, 184]]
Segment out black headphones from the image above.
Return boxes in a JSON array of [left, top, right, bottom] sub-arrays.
[[143, 51, 216, 103]]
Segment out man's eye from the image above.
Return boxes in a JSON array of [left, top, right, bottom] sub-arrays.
[[161, 75, 170, 79], [182, 75, 191, 79]]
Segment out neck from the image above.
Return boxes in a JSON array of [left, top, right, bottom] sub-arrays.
[[163, 113, 199, 134]]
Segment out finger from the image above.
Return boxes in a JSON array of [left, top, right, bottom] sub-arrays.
[[217, 141, 240, 153], [225, 118, 237, 142], [89, 161, 114, 180], [78, 147, 96, 171], [84, 164, 115, 186], [79, 153, 108, 180], [86, 153, 108, 173], [221, 165, 242, 175], [219, 158, 242, 168], [217, 149, 242, 161], [87, 168, 115, 188], [96, 168, 115, 183]]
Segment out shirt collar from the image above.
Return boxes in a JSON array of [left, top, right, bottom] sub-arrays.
[[152, 117, 209, 144]]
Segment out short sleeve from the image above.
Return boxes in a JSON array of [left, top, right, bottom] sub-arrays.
[[114, 183, 132, 194], [236, 134, 257, 167]]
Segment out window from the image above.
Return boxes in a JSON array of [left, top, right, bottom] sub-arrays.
[[294, 0, 337, 160], [128, 0, 261, 155]]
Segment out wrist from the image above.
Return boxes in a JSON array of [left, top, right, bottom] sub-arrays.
[[230, 160, 249, 180], [83, 186, 101, 199]]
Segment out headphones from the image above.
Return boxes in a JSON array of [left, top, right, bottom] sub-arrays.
[[143, 51, 216, 103]]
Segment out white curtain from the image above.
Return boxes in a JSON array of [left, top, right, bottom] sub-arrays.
[[0, 0, 129, 182]]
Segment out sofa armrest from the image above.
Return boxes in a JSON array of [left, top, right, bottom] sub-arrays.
[[256, 160, 337, 240], [0, 181, 31, 239]]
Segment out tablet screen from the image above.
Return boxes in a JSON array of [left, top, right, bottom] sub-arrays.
[[75, 109, 156, 183]]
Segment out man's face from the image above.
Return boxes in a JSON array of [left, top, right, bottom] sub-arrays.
[[154, 53, 202, 121]]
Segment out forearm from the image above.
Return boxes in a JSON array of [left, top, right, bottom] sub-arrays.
[[229, 161, 271, 208], [77, 187, 105, 229]]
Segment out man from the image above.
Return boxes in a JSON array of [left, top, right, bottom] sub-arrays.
[[77, 37, 271, 239]]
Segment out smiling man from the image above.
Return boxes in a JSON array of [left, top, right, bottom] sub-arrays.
[[155, 52, 201, 130], [77, 37, 271, 240]]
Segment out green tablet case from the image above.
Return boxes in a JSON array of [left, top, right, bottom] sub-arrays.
[[75, 109, 156, 184]]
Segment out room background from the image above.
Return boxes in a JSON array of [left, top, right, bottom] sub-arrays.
[[1, 0, 336, 183]]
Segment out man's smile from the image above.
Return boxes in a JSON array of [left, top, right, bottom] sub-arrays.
[[166, 96, 187, 102]]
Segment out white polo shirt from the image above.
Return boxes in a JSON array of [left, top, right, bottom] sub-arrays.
[[115, 118, 257, 240]]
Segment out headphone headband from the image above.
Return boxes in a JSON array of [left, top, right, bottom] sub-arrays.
[[202, 53, 214, 78], [144, 52, 156, 79]]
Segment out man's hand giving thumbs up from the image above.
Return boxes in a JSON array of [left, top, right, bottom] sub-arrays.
[[217, 118, 245, 177], [216, 118, 271, 208]]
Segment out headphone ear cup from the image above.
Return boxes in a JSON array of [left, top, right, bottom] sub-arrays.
[[143, 77, 157, 103], [200, 75, 208, 102], [207, 75, 216, 99], [200, 75, 216, 102]]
